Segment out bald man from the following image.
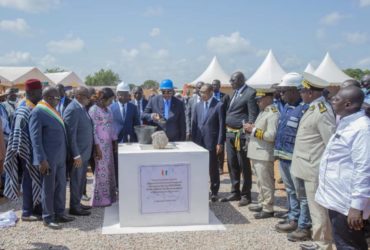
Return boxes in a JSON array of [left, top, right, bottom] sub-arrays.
[[63, 87, 93, 216], [315, 86, 370, 250]]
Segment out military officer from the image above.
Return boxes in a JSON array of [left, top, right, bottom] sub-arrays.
[[291, 72, 336, 250], [244, 86, 279, 219]]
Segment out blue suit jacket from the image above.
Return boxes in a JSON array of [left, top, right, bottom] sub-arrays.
[[191, 98, 225, 151], [110, 101, 140, 143], [63, 100, 93, 162], [130, 99, 148, 124], [29, 107, 67, 166], [142, 95, 186, 142]]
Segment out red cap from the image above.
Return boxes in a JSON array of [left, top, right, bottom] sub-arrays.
[[25, 79, 42, 91]]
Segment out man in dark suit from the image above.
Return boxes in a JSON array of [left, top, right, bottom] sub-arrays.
[[186, 81, 204, 140], [142, 79, 186, 142], [63, 87, 93, 216], [212, 79, 230, 174], [220, 72, 258, 207], [130, 86, 148, 125], [56, 84, 72, 116], [29, 87, 74, 229], [192, 84, 225, 202]]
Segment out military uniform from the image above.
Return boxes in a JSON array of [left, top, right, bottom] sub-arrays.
[[291, 72, 336, 250], [247, 103, 279, 213]]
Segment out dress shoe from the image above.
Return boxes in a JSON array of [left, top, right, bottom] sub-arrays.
[[238, 196, 251, 207], [210, 194, 218, 202], [275, 220, 298, 233], [220, 194, 241, 202], [274, 210, 288, 219], [21, 215, 41, 222], [80, 204, 92, 210], [248, 205, 262, 212], [254, 211, 274, 219], [287, 228, 312, 242], [299, 243, 319, 250], [43, 221, 62, 230], [55, 214, 75, 223], [277, 218, 290, 224], [69, 208, 91, 216]]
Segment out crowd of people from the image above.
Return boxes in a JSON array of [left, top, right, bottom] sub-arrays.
[[0, 71, 369, 250]]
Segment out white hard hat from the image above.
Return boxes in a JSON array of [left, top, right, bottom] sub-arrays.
[[279, 72, 303, 88], [116, 81, 130, 92]]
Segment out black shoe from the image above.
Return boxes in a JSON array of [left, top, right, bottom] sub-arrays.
[[220, 194, 241, 202], [248, 205, 262, 212], [21, 215, 42, 222], [210, 194, 218, 202], [55, 214, 75, 223], [238, 196, 251, 207], [69, 208, 91, 216], [43, 221, 62, 230], [80, 204, 92, 210], [254, 211, 274, 219], [278, 218, 290, 224], [274, 211, 288, 219]]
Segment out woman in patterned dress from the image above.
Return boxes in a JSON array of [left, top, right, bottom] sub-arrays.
[[89, 88, 117, 207]]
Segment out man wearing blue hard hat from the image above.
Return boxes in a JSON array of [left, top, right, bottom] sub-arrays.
[[142, 79, 186, 141]]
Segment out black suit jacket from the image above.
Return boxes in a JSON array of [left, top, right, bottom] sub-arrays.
[[226, 85, 258, 128], [192, 98, 225, 151], [142, 95, 186, 142]]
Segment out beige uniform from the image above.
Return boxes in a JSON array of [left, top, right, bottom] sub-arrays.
[[247, 104, 279, 212], [291, 96, 336, 250]]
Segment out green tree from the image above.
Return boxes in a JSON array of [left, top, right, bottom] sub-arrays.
[[141, 80, 159, 89], [45, 67, 65, 73], [85, 69, 120, 86], [128, 83, 136, 90], [343, 68, 370, 80]]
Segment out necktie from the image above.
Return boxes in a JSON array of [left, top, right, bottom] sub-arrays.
[[164, 100, 169, 119], [137, 101, 141, 116], [203, 101, 208, 123], [122, 104, 126, 121]]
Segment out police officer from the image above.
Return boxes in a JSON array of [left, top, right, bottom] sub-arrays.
[[274, 73, 312, 242], [291, 72, 336, 250], [244, 86, 279, 219]]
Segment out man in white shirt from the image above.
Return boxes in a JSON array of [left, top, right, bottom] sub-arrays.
[[315, 86, 370, 250]]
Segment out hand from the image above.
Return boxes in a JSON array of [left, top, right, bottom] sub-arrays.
[[39, 160, 49, 175], [151, 113, 161, 122], [216, 144, 224, 155], [347, 207, 364, 230], [94, 145, 103, 160], [243, 123, 254, 133], [73, 157, 83, 168], [113, 141, 118, 153]]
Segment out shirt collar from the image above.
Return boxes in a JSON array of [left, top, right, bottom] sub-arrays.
[[75, 99, 84, 109], [337, 110, 365, 129]]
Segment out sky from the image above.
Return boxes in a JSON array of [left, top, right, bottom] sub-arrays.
[[0, 0, 370, 86]]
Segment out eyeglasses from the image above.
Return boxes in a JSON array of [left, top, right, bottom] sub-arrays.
[[161, 90, 173, 94], [48, 96, 61, 101]]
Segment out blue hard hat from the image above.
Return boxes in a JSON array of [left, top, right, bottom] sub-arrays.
[[160, 79, 174, 89]]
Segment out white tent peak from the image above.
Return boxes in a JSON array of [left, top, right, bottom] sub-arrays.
[[0, 66, 54, 86], [190, 56, 230, 86], [314, 52, 352, 85], [246, 49, 286, 87], [304, 63, 315, 74], [45, 71, 85, 87]]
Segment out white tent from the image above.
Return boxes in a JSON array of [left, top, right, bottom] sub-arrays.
[[0, 67, 54, 86], [304, 63, 315, 74], [246, 50, 286, 87], [45, 71, 85, 87], [190, 56, 230, 86], [314, 52, 352, 85], [0, 75, 12, 87]]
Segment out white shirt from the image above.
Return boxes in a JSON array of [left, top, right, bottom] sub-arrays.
[[315, 110, 370, 219], [119, 102, 127, 120]]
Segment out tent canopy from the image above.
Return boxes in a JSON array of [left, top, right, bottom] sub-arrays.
[[0, 75, 12, 87], [45, 71, 85, 87], [304, 63, 315, 74], [190, 56, 230, 86], [0, 67, 54, 86], [246, 50, 286, 87], [314, 52, 352, 85]]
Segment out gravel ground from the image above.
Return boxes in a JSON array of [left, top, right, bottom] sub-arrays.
[[0, 173, 303, 250]]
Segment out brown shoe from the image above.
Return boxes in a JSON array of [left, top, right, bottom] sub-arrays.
[[275, 220, 298, 233], [287, 228, 312, 242]]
